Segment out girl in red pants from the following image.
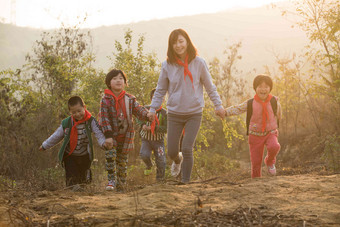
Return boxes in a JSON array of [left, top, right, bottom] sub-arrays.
[[225, 75, 282, 178]]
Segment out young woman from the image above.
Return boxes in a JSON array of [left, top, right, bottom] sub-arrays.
[[147, 28, 225, 183]]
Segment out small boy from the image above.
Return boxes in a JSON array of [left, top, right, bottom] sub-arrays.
[[225, 75, 282, 178], [137, 89, 167, 181], [98, 69, 149, 192], [39, 96, 109, 187]]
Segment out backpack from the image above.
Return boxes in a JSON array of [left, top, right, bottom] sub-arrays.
[[246, 97, 279, 135]]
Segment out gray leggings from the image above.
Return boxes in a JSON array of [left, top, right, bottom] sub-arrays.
[[167, 112, 202, 183]]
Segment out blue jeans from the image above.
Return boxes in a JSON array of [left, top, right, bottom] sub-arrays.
[[140, 139, 166, 180]]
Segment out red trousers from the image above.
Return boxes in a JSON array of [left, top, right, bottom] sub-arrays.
[[248, 130, 280, 178]]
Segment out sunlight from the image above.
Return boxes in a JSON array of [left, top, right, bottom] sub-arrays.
[[0, 0, 285, 28]]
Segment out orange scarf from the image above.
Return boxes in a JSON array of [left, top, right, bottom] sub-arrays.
[[254, 94, 273, 132], [69, 109, 92, 156], [105, 89, 126, 116], [150, 106, 162, 135], [176, 54, 194, 90]]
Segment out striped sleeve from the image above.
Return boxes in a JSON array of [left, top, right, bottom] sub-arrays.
[[225, 100, 248, 116], [132, 98, 149, 121]]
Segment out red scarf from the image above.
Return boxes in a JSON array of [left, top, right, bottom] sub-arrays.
[[105, 89, 126, 116], [69, 109, 92, 156], [150, 106, 162, 135], [254, 94, 273, 132], [176, 54, 194, 90]]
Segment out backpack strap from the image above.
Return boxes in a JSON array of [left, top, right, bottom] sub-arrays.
[[86, 116, 94, 132], [246, 99, 254, 135], [61, 117, 72, 131], [246, 97, 280, 135], [270, 96, 279, 128]]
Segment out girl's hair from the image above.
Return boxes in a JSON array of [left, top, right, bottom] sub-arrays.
[[166, 28, 198, 64], [105, 69, 128, 89], [253, 74, 273, 91], [68, 96, 85, 109]]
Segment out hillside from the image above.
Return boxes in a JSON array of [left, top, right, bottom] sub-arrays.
[[0, 3, 307, 74], [0, 173, 339, 226]]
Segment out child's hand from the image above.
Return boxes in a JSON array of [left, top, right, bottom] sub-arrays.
[[215, 108, 226, 119], [39, 145, 45, 151], [142, 125, 151, 131], [104, 138, 114, 149]]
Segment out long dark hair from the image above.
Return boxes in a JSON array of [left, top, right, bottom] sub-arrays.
[[166, 28, 198, 64]]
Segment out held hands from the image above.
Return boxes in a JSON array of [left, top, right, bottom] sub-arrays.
[[39, 145, 44, 151], [215, 108, 226, 119], [142, 125, 151, 131], [147, 112, 156, 122], [104, 138, 114, 149]]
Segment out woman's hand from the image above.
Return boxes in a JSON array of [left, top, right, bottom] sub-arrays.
[[147, 112, 156, 122], [215, 108, 226, 119], [143, 125, 151, 131]]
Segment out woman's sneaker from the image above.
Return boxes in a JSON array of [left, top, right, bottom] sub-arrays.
[[267, 164, 276, 176], [106, 180, 115, 191], [171, 152, 183, 177]]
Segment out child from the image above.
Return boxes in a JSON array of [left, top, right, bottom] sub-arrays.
[[225, 75, 282, 178], [137, 89, 167, 181], [39, 96, 108, 187], [98, 69, 149, 192]]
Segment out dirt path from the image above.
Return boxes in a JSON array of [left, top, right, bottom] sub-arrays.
[[0, 174, 339, 226]]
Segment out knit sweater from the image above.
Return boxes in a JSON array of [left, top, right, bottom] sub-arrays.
[[136, 105, 167, 141], [150, 56, 223, 115]]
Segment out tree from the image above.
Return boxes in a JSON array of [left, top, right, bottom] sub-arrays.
[[206, 41, 248, 157], [0, 23, 100, 186], [24, 24, 98, 118], [293, 0, 340, 132], [109, 29, 160, 106]]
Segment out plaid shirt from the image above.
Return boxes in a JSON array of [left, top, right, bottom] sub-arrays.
[[99, 92, 149, 154]]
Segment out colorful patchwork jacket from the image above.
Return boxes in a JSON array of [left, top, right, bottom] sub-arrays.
[[98, 92, 149, 153]]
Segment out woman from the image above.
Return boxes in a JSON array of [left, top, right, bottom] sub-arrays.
[[148, 28, 225, 183]]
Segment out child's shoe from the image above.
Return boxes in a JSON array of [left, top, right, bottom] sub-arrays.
[[106, 180, 115, 191], [144, 169, 152, 176], [171, 152, 183, 177], [267, 164, 276, 176]]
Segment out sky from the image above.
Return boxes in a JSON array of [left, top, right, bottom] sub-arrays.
[[0, 0, 285, 28]]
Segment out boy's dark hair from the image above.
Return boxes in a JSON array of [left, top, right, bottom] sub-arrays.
[[68, 96, 85, 109], [105, 69, 128, 89], [167, 28, 198, 64], [253, 74, 273, 91], [150, 88, 156, 101]]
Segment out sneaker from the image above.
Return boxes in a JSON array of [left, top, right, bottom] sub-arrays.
[[106, 180, 115, 191], [72, 184, 84, 192], [171, 152, 183, 177], [144, 169, 152, 176], [268, 164, 276, 176]]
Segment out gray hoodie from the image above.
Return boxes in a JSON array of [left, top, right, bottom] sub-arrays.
[[150, 56, 222, 115]]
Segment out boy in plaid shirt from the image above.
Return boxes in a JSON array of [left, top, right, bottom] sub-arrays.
[[99, 69, 149, 192]]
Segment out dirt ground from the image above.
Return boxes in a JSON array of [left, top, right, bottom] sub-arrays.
[[0, 171, 339, 226]]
